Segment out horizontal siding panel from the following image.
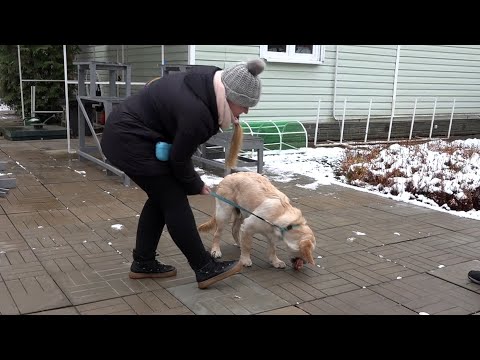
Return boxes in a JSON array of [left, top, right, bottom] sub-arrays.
[[247, 109, 328, 117], [260, 94, 330, 102], [126, 45, 162, 50], [396, 69, 480, 78], [126, 54, 162, 62], [339, 45, 397, 56], [403, 45, 480, 55], [194, 60, 228, 67], [336, 88, 395, 96], [339, 52, 398, 63], [196, 45, 259, 64], [399, 62, 480, 73], [262, 78, 334, 87], [401, 50, 480, 62], [262, 71, 333, 81], [245, 115, 327, 123], [196, 45, 259, 55], [399, 56, 480, 67], [264, 87, 333, 95], [336, 74, 395, 84], [396, 89, 480, 97], [338, 67, 395, 76], [398, 76, 480, 84], [127, 64, 162, 71], [338, 60, 395, 70], [257, 101, 326, 110], [164, 45, 188, 64], [336, 82, 394, 89]]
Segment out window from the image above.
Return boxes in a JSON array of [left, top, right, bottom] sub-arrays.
[[260, 45, 325, 64]]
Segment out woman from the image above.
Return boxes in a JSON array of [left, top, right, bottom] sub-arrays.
[[100, 58, 266, 289]]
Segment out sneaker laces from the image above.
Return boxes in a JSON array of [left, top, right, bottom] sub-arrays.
[[198, 259, 231, 274]]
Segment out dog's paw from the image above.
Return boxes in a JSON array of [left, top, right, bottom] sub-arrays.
[[210, 249, 222, 258], [272, 259, 286, 269], [240, 256, 253, 267]]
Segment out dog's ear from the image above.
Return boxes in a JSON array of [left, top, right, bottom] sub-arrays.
[[299, 239, 315, 265]]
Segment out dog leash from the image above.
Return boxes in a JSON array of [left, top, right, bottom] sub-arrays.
[[210, 191, 301, 237]]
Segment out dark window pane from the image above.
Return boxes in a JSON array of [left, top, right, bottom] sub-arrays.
[[268, 45, 287, 53], [295, 45, 313, 54]]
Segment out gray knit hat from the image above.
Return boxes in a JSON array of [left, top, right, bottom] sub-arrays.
[[221, 58, 266, 108]]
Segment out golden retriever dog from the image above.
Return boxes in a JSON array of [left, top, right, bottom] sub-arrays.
[[198, 172, 316, 270]]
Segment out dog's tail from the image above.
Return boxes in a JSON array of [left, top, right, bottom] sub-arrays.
[[198, 217, 217, 233]]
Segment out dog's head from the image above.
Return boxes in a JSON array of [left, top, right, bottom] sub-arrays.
[[281, 224, 316, 270]]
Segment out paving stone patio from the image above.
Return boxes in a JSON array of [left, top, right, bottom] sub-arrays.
[[1, 137, 480, 315]]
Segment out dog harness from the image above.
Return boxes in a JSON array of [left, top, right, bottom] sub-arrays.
[[210, 191, 302, 238]]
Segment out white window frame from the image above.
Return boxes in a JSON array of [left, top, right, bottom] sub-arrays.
[[260, 45, 325, 65]]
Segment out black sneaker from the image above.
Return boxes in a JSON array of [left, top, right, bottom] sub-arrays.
[[129, 259, 177, 279], [468, 270, 480, 285], [195, 258, 243, 289]]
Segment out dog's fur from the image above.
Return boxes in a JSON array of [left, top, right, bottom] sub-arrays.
[[198, 172, 316, 269]]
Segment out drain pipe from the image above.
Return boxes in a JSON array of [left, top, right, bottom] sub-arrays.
[[332, 45, 340, 121], [387, 45, 401, 141]]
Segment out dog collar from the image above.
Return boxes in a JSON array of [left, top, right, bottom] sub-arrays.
[[279, 223, 302, 238]]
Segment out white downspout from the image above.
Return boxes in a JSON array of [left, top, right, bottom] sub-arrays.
[[332, 45, 340, 120], [188, 45, 196, 65], [161, 45, 165, 77], [387, 45, 401, 141]]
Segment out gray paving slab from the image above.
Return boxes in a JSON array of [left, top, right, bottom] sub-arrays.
[[4, 274, 71, 314], [168, 274, 289, 315], [298, 288, 418, 315], [369, 273, 480, 315], [429, 259, 480, 294]]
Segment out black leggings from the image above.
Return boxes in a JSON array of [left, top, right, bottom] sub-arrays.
[[127, 174, 211, 270]]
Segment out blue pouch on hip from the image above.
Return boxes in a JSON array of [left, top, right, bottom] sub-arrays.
[[155, 142, 172, 161]]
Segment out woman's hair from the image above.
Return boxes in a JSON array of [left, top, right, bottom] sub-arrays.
[[145, 77, 161, 86], [225, 123, 243, 169]]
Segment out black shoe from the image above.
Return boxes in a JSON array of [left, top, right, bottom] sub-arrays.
[[194, 258, 243, 289], [129, 259, 177, 279], [468, 270, 480, 285]]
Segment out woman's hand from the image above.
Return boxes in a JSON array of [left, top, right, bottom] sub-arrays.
[[200, 185, 211, 195]]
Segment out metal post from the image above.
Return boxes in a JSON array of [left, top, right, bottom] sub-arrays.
[[429, 98, 437, 139], [340, 98, 346, 144], [314, 98, 321, 146], [17, 45, 25, 124], [447, 99, 456, 139], [30, 86, 35, 118], [409, 98, 417, 140], [63, 45, 72, 154], [364, 99, 372, 143]]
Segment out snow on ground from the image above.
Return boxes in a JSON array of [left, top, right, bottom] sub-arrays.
[[197, 138, 480, 221]]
